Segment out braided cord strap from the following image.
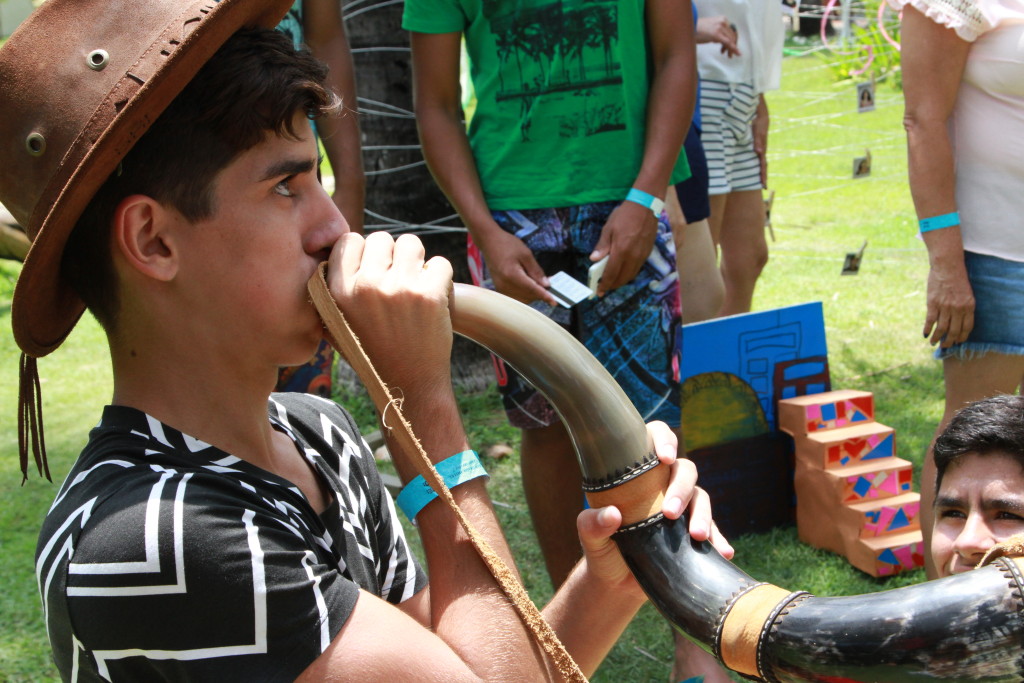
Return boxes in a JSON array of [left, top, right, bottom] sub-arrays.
[[308, 264, 587, 683]]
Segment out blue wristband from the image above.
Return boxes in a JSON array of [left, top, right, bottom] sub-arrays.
[[919, 211, 960, 233], [395, 450, 489, 521], [625, 188, 665, 218]]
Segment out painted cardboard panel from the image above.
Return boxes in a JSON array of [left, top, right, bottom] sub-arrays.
[[688, 432, 795, 538], [680, 302, 828, 450]]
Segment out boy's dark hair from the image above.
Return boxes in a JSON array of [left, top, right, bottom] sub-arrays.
[[61, 27, 340, 331], [933, 394, 1024, 492]]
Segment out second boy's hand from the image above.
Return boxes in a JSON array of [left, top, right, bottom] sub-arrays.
[[589, 200, 659, 296]]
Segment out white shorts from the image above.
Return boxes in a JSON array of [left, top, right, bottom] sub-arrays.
[[699, 79, 763, 195]]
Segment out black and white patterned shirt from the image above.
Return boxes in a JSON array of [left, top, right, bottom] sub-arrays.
[[36, 393, 426, 682]]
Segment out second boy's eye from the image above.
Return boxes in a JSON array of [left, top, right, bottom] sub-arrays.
[[274, 177, 296, 197]]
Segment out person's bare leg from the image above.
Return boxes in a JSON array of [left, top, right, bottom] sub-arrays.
[[920, 353, 1024, 577], [707, 193, 727, 248], [520, 420, 584, 588], [667, 190, 725, 325], [676, 218, 725, 324], [672, 632, 734, 683], [716, 189, 767, 316]]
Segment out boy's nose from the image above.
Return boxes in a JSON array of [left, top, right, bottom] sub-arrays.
[[308, 187, 350, 255], [954, 514, 995, 563]]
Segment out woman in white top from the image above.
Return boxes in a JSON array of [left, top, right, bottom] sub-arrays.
[[893, 0, 1024, 577], [694, 0, 784, 316]]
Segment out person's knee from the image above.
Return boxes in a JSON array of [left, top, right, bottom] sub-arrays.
[[722, 242, 768, 280]]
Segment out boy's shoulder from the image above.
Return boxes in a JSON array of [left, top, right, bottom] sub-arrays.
[[36, 394, 373, 556], [33, 395, 387, 682]]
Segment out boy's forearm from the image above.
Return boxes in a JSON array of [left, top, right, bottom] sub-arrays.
[[543, 560, 647, 677], [416, 104, 506, 245], [412, 459, 558, 679]]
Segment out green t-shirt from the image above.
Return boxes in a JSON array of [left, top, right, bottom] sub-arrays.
[[403, 0, 690, 210]]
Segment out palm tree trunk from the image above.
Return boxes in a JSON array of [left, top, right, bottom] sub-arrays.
[[343, 0, 492, 389]]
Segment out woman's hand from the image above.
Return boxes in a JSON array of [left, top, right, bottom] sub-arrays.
[[696, 16, 741, 57], [924, 257, 975, 348]]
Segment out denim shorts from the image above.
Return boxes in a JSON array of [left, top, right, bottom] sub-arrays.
[[936, 251, 1024, 360], [468, 201, 682, 429]]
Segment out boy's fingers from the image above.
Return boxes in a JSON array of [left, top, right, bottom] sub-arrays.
[[392, 232, 427, 273], [685, 485, 713, 540], [358, 230, 397, 273], [662, 458, 697, 520], [578, 506, 622, 549], [710, 521, 735, 560]]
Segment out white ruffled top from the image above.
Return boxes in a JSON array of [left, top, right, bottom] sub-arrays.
[[886, 0, 1023, 41]]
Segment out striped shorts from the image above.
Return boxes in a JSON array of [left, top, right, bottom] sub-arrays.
[[699, 79, 763, 195]]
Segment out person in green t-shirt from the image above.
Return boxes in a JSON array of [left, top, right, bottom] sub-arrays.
[[404, 0, 697, 601]]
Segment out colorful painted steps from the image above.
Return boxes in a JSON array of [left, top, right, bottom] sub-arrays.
[[848, 492, 922, 539], [798, 493, 923, 569], [830, 457, 915, 504], [779, 389, 924, 578], [797, 421, 895, 470], [857, 531, 926, 577], [778, 389, 875, 437]]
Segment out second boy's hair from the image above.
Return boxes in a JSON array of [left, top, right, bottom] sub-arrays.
[[933, 394, 1024, 491], [61, 27, 340, 332]]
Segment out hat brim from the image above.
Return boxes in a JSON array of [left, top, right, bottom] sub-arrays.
[[9, 0, 294, 357]]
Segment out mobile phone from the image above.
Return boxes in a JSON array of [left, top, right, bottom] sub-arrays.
[[587, 256, 609, 294]]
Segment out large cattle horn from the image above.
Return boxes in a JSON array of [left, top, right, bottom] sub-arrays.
[[450, 283, 1024, 683]]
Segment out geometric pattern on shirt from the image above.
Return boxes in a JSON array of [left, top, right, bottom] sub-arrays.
[[36, 393, 426, 682]]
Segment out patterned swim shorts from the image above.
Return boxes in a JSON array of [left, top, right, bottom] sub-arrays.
[[468, 200, 682, 429]]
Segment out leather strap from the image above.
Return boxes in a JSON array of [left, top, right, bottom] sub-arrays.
[[718, 583, 791, 677], [307, 264, 587, 682]]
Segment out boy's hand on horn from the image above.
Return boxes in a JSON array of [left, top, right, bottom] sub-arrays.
[[577, 421, 734, 594]]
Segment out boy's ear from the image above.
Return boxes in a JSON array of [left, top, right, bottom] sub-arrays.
[[113, 195, 178, 282]]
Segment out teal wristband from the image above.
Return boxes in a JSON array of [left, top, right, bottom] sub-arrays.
[[919, 211, 960, 233], [395, 450, 489, 521], [625, 188, 665, 218]]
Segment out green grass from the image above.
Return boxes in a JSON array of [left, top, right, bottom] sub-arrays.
[[0, 54, 936, 681]]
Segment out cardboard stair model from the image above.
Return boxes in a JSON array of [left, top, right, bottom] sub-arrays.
[[778, 390, 925, 577]]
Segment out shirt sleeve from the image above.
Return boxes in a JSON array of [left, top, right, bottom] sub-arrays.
[[62, 471, 360, 682], [402, 0, 467, 34], [886, 0, 988, 42]]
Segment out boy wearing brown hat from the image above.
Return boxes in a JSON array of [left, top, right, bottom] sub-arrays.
[[1, 1, 727, 680]]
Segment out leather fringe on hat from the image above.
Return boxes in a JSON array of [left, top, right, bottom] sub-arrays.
[[19, 355, 49, 483]]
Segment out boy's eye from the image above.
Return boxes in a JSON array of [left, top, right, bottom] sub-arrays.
[[274, 177, 296, 197], [996, 510, 1024, 522], [938, 508, 966, 520]]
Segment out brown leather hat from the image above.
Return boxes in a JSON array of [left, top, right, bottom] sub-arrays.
[[0, 0, 293, 359]]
